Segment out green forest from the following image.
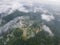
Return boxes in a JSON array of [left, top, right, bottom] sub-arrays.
[[0, 25, 60, 45]]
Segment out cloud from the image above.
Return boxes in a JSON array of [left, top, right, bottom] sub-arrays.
[[0, 0, 29, 16], [42, 25, 54, 36], [41, 14, 55, 22], [0, 16, 22, 35], [0, 0, 60, 15]]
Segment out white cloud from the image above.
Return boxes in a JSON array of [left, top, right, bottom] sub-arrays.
[[42, 25, 54, 36], [0, 16, 22, 34], [18, 4, 29, 13], [0, 0, 30, 15], [41, 14, 55, 22], [0, 0, 60, 15]]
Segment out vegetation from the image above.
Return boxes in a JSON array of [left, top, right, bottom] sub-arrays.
[[0, 23, 60, 45]]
